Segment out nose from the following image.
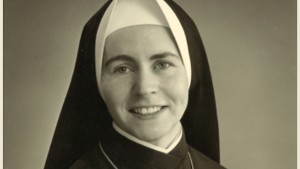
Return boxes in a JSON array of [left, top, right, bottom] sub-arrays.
[[132, 70, 158, 96]]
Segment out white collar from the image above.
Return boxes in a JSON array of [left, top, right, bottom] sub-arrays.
[[112, 122, 182, 154]]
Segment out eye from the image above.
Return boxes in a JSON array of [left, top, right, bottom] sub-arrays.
[[114, 66, 132, 74], [154, 61, 171, 70]]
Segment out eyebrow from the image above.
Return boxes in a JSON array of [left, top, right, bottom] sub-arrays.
[[104, 52, 180, 67], [104, 55, 135, 67], [150, 52, 179, 61]]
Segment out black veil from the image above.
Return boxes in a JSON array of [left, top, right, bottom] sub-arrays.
[[45, 0, 220, 168]]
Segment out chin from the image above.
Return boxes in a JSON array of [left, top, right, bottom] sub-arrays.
[[130, 123, 176, 142], [134, 131, 167, 143]]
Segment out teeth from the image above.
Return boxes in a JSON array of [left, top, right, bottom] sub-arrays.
[[133, 107, 163, 115]]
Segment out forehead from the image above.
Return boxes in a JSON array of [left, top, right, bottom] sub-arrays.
[[104, 25, 178, 57]]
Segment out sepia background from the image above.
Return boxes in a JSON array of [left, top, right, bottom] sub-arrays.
[[4, 0, 296, 168]]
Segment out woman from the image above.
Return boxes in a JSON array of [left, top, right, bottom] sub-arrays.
[[45, 0, 225, 168]]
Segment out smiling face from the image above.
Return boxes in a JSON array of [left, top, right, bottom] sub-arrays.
[[100, 25, 189, 147]]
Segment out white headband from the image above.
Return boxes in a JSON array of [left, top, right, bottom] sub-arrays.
[[95, 0, 191, 93]]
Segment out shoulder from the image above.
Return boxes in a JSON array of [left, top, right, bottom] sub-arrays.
[[70, 145, 112, 169], [188, 146, 227, 169]]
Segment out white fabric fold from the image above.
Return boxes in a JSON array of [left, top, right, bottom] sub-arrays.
[[112, 122, 182, 154]]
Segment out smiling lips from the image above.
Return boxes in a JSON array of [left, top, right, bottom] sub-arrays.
[[130, 106, 164, 115]]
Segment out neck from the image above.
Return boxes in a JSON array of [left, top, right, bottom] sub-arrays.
[[147, 122, 182, 148], [113, 122, 182, 153]]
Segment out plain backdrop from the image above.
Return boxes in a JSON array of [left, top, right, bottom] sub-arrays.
[[4, 0, 296, 168]]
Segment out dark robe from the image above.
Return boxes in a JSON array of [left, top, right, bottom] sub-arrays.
[[70, 128, 225, 169]]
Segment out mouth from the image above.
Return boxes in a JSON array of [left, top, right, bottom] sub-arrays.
[[129, 106, 166, 115]]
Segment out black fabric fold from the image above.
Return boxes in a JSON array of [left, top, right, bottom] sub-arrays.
[[70, 127, 226, 169], [100, 127, 190, 169]]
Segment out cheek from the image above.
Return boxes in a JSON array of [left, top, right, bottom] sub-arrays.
[[100, 79, 122, 110], [161, 70, 189, 111], [100, 75, 132, 110], [100, 82, 127, 123]]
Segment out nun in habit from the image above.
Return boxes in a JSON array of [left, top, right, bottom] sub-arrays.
[[45, 0, 226, 168]]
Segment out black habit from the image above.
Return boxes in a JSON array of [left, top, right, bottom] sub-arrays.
[[70, 127, 225, 169]]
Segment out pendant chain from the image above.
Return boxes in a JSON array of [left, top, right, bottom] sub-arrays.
[[99, 142, 118, 169], [99, 142, 194, 169]]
